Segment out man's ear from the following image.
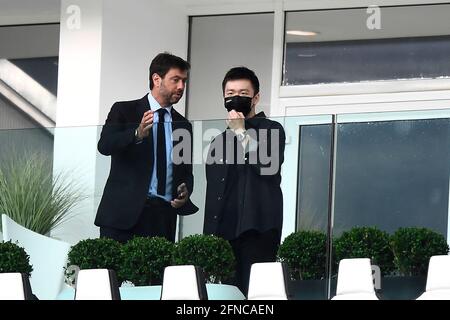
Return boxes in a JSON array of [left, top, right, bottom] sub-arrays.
[[252, 92, 260, 107], [152, 73, 161, 88]]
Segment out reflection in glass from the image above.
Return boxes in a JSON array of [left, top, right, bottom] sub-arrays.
[[296, 124, 332, 232], [333, 118, 450, 237]]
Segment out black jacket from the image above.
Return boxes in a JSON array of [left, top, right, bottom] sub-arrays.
[[203, 112, 285, 239], [95, 94, 198, 230]]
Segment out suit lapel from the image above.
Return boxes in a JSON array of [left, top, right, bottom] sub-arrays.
[[170, 108, 185, 149], [135, 94, 153, 142], [136, 94, 150, 118], [136, 95, 154, 179]]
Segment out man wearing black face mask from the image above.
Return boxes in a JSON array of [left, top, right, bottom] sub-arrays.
[[203, 67, 286, 296]]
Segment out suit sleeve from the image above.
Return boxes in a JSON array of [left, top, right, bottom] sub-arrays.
[[245, 121, 286, 178], [97, 103, 137, 156]]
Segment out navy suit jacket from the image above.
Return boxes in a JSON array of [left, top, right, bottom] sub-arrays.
[[95, 94, 198, 230]]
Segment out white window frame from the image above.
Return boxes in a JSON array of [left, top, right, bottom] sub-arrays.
[[280, 114, 333, 240]]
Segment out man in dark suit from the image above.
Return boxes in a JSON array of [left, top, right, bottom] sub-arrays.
[[95, 53, 198, 243], [203, 67, 285, 296]]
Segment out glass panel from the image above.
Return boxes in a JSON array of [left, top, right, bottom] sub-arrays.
[[0, 126, 54, 162], [297, 124, 332, 233], [284, 4, 450, 85], [334, 118, 450, 236], [0, 110, 447, 299], [330, 115, 450, 300], [179, 118, 227, 238], [290, 122, 332, 299]]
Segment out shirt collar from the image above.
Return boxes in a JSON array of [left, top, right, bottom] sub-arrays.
[[245, 111, 266, 129], [148, 92, 172, 113]]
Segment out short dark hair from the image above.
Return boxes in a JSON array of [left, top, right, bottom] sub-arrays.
[[222, 67, 260, 95], [149, 52, 191, 89]]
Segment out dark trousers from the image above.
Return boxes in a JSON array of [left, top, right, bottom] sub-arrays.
[[100, 197, 177, 244], [228, 229, 280, 297]]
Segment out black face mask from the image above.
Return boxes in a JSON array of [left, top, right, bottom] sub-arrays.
[[224, 95, 253, 117]]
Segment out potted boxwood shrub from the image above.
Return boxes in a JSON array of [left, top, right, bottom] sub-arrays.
[[65, 238, 124, 286], [333, 226, 394, 299], [333, 226, 394, 275], [174, 234, 235, 284], [120, 236, 175, 286], [386, 227, 449, 300], [391, 227, 449, 276], [277, 230, 327, 300], [0, 241, 33, 276]]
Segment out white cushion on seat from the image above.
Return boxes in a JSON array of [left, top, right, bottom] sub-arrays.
[[0, 273, 28, 300], [332, 258, 378, 300], [161, 265, 207, 300], [247, 262, 289, 300], [75, 269, 120, 300], [416, 255, 450, 300], [425, 255, 450, 292]]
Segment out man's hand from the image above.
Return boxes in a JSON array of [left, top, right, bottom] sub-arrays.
[[226, 110, 245, 133], [171, 183, 189, 209], [136, 110, 154, 140]]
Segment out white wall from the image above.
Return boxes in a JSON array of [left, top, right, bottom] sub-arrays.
[[98, 0, 189, 123], [52, 0, 104, 244], [187, 13, 274, 121], [53, 0, 189, 244]]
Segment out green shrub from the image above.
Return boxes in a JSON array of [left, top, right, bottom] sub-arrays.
[[120, 237, 175, 286], [277, 231, 327, 280], [0, 241, 33, 277], [174, 234, 235, 283], [391, 227, 449, 276], [334, 226, 394, 275], [66, 238, 124, 284]]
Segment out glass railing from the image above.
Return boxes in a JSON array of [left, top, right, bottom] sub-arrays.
[[0, 108, 449, 300]]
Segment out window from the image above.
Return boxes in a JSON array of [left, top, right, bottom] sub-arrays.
[[283, 4, 450, 85]]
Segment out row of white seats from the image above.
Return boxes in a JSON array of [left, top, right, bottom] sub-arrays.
[[332, 256, 450, 300], [0, 263, 289, 300], [0, 213, 291, 300], [0, 264, 281, 300], [1, 211, 449, 300], [250, 256, 450, 300], [333, 255, 450, 300], [0, 265, 206, 300], [1, 256, 450, 300]]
